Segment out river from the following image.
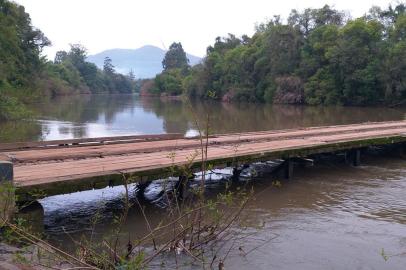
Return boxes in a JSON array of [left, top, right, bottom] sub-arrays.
[[2, 94, 406, 269], [1, 94, 406, 142]]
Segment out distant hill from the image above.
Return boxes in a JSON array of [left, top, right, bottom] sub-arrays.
[[86, 45, 202, 79]]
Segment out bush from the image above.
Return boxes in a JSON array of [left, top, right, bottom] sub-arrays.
[[0, 92, 31, 121]]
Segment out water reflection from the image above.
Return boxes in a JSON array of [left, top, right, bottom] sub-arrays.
[[0, 94, 405, 142], [0, 121, 43, 142]]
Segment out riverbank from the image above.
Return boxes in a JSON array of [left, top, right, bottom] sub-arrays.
[[0, 242, 67, 270], [0, 240, 86, 270], [0, 244, 25, 270], [0, 242, 36, 270]]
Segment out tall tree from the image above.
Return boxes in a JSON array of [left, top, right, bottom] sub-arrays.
[[128, 69, 135, 81], [162, 42, 189, 71], [103, 56, 115, 75], [0, 0, 50, 87]]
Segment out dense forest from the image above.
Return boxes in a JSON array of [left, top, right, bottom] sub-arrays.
[[0, 0, 135, 120], [148, 4, 406, 106]]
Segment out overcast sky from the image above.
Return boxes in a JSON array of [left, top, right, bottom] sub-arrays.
[[16, 0, 395, 59]]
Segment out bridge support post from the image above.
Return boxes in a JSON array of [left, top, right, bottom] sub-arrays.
[[136, 181, 152, 202], [0, 161, 15, 226], [284, 159, 294, 179], [350, 149, 361, 166], [231, 164, 250, 181], [176, 175, 188, 201], [396, 143, 406, 158], [232, 167, 242, 181], [355, 150, 361, 166]]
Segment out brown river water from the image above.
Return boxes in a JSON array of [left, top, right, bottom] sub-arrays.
[[1, 94, 406, 269]]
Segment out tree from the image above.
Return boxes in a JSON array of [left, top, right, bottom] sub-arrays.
[[288, 5, 345, 37], [128, 69, 135, 81], [381, 13, 406, 102], [0, 0, 136, 110], [0, 0, 50, 86], [67, 44, 87, 69], [154, 69, 184, 95], [0, 0, 50, 119], [263, 24, 303, 77], [103, 57, 115, 75], [54, 51, 68, 64], [313, 5, 345, 27], [331, 18, 384, 105], [162, 42, 189, 71]]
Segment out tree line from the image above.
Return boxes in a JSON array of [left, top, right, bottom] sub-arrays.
[[0, 0, 135, 120], [148, 3, 406, 106]]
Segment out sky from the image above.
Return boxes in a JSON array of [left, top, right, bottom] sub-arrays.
[[15, 0, 395, 59]]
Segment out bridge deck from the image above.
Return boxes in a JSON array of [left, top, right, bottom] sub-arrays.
[[1, 121, 406, 199]]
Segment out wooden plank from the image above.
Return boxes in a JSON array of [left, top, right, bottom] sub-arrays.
[[211, 120, 406, 138], [3, 119, 404, 152], [5, 121, 406, 163], [0, 133, 184, 151]]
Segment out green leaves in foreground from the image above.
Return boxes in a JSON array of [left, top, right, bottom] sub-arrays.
[[0, 93, 31, 121]]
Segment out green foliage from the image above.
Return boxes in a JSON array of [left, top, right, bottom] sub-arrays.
[[152, 42, 191, 96], [0, 0, 50, 88], [0, 89, 31, 120], [147, 3, 406, 106], [154, 69, 185, 95], [305, 68, 339, 105], [103, 56, 115, 74], [117, 251, 145, 270], [0, 181, 15, 227], [0, 0, 136, 120], [162, 42, 190, 71], [0, 0, 49, 119], [50, 44, 135, 94]]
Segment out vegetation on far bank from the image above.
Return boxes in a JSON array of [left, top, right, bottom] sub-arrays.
[[3, 0, 406, 122], [0, 0, 135, 120], [146, 3, 406, 106]]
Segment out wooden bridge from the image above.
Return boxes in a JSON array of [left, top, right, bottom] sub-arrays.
[[1, 121, 406, 201]]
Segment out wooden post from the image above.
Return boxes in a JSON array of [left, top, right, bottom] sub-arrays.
[[345, 149, 361, 166], [351, 149, 361, 166], [284, 159, 294, 179], [338, 152, 348, 163], [232, 164, 249, 181], [396, 143, 406, 158], [232, 167, 241, 181], [176, 175, 188, 201], [0, 161, 15, 225], [136, 181, 152, 202]]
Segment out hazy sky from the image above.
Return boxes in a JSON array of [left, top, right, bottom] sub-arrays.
[[16, 0, 394, 59]]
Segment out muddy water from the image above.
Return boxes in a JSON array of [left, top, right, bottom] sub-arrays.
[[224, 156, 406, 270], [1, 95, 406, 269], [35, 154, 406, 269]]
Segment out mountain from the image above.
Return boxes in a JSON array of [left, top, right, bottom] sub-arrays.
[[86, 45, 202, 79]]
